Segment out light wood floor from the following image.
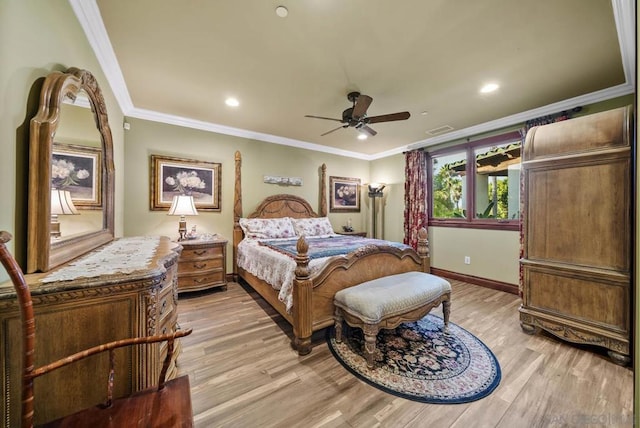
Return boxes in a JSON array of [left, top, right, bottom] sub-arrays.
[[176, 280, 634, 428]]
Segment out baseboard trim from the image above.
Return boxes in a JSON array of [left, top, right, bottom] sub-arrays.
[[430, 268, 519, 295], [228, 271, 519, 295]]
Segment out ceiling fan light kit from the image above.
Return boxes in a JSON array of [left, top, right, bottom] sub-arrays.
[[305, 92, 410, 138], [275, 6, 288, 17]]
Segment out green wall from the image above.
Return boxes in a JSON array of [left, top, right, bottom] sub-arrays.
[[122, 117, 371, 272], [0, 0, 125, 282], [1, 0, 634, 290], [371, 154, 521, 285], [371, 94, 634, 287], [1, 1, 637, 418]]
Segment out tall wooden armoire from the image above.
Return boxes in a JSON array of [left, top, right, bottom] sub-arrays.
[[519, 105, 633, 366]]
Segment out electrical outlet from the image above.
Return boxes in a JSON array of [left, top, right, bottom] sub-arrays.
[[464, 256, 471, 265]]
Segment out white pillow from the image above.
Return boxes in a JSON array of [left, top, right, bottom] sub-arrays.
[[239, 217, 296, 239], [290, 217, 335, 237]]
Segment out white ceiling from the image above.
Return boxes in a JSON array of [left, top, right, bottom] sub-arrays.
[[71, 0, 635, 160]]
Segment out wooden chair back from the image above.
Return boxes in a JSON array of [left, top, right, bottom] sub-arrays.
[[0, 231, 194, 427]]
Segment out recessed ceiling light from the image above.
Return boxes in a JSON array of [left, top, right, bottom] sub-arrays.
[[420, 111, 429, 116], [480, 83, 499, 93], [275, 6, 288, 17], [225, 97, 239, 107], [357, 133, 368, 140]]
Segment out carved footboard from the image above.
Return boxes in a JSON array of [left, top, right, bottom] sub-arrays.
[[232, 150, 431, 356], [291, 228, 430, 355]]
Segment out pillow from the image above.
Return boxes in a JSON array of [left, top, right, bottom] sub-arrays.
[[239, 217, 297, 239], [291, 217, 335, 237]]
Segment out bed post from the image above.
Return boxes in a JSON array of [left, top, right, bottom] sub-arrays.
[[233, 151, 243, 280], [319, 163, 327, 217], [417, 227, 430, 273], [292, 236, 313, 355]]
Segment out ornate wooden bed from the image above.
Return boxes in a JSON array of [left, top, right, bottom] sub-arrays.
[[232, 151, 430, 355]]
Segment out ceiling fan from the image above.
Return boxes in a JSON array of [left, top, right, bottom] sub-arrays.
[[305, 91, 410, 137]]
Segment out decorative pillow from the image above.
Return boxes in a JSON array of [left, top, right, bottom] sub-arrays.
[[239, 217, 297, 239], [291, 217, 335, 237]]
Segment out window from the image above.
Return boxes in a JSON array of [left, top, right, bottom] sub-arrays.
[[431, 150, 466, 218], [428, 131, 521, 230]]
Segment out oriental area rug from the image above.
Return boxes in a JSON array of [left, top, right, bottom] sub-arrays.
[[326, 314, 501, 404]]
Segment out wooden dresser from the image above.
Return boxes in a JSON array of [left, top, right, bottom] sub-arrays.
[[0, 236, 183, 427], [176, 237, 227, 293], [519, 106, 633, 365]]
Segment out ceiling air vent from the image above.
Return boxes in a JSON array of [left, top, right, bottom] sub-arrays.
[[426, 125, 454, 136]]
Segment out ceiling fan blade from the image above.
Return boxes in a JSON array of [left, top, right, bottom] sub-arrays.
[[321, 125, 347, 136], [305, 115, 343, 123], [351, 94, 373, 120], [359, 125, 377, 137], [366, 111, 410, 124]]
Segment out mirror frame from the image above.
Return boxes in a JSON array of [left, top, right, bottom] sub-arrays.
[[27, 67, 115, 273]]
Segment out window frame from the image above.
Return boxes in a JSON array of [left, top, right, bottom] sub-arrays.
[[427, 130, 522, 231]]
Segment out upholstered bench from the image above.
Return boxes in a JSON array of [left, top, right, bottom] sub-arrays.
[[334, 271, 451, 368]]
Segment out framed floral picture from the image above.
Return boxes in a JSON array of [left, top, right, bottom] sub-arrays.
[[52, 143, 102, 208], [329, 176, 361, 212], [150, 155, 221, 211]]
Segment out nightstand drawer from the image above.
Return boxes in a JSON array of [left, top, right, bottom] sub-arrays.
[[179, 270, 225, 288], [178, 258, 223, 275], [175, 238, 228, 293], [181, 246, 223, 260]]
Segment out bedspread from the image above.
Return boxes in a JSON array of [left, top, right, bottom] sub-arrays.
[[237, 235, 411, 312], [259, 235, 407, 260]]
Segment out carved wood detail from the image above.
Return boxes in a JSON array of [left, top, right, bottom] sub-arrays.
[[0, 237, 181, 426], [519, 106, 633, 366], [232, 153, 432, 355], [28, 68, 115, 273]]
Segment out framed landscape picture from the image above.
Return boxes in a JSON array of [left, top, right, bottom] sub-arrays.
[[52, 143, 102, 208], [151, 154, 222, 211], [329, 176, 361, 212]]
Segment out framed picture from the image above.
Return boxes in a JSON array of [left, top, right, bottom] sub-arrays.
[[52, 143, 102, 208], [151, 154, 221, 211], [330, 176, 361, 212]]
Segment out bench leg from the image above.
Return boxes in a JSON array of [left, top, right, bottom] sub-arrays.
[[442, 297, 451, 334], [363, 324, 379, 369], [334, 308, 344, 343]]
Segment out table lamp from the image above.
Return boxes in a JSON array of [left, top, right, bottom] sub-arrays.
[[51, 188, 79, 238], [168, 195, 198, 241]]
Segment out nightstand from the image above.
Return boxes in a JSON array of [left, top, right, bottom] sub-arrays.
[[336, 231, 367, 237], [176, 237, 227, 293]]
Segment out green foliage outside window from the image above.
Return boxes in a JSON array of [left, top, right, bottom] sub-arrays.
[[487, 178, 509, 219], [432, 163, 464, 218]]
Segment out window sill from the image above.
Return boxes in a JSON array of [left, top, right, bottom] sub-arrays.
[[428, 219, 520, 231]]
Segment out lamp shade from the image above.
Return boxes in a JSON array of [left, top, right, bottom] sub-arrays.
[[368, 183, 386, 196], [51, 189, 79, 215], [368, 183, 385, 192], [168, 195, 199, 216]]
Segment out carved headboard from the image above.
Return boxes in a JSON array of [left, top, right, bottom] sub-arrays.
[[232, 151, 327, 277], [246, 194, 321, 219]]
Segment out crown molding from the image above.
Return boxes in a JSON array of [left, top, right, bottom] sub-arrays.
[[402, 82, 635, 155], [127, 107, 372, 160], [70, 0, 635, 161]]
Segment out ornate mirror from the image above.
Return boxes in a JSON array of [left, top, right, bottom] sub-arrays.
[[27, 67, 115, 273]]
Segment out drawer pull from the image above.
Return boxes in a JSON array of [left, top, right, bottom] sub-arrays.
[[162, 327, 168, 335], [193, 250, 208, 256], [160, 299, 167, 315], [193, 278, 205, 284], [194, 263, 207, 269]]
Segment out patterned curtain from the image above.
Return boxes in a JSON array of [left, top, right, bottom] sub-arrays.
[[403, 149, 428, 250]]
